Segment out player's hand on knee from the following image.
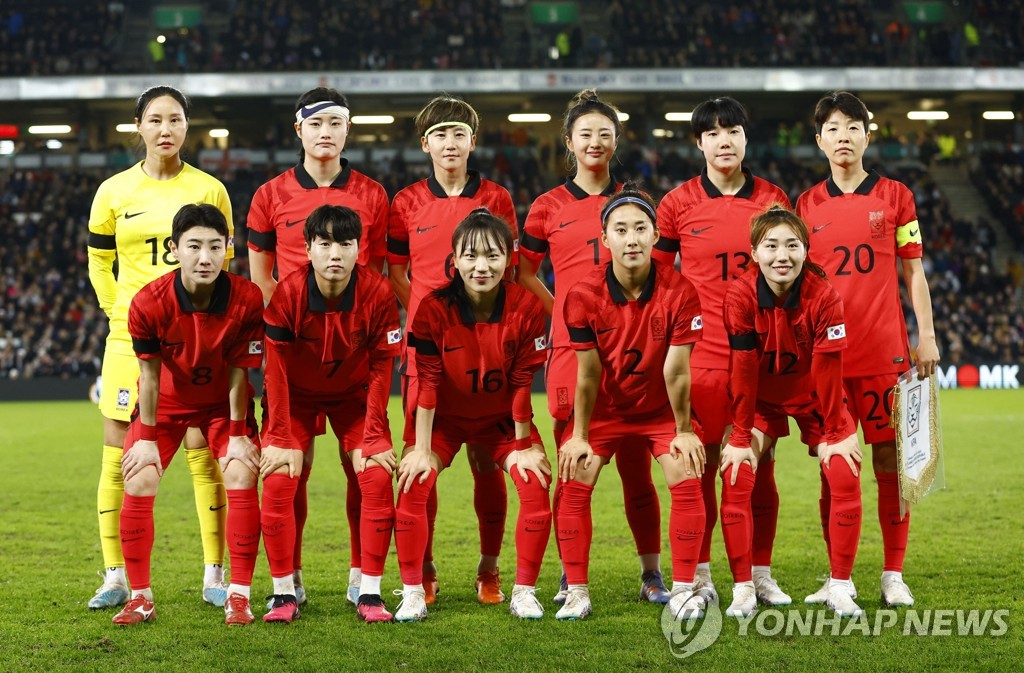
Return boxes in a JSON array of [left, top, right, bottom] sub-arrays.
[[558, 437, 593, 482], [671, 431, 705, 478], [260, 445, 301, 479], [360, 448, 397, 475], [122, 439, 163, 481], [719, 443, 757, 485], [515, 446, 551, 488], [220, 435, 260, 476], [397, 449, 433, 493], [819, 434, 861, 476]]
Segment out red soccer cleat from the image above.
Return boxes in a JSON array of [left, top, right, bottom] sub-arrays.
[[356, 594, 394, 623], [224, 593, 255, 626], [263, 594, 300, 624], [112, 596, 156, 626], [475, 568, 505, 605]]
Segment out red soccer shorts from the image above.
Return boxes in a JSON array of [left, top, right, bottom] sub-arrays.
[[124, 403, 260, 469], [544, 346, 576, 422], [691, 367, 731, 446], [754, 396, 856, 449], [567, 409, 701, 459], [262, 393, 389, 457], [843, 374, 900, 445], [426, 415, 544, 468]]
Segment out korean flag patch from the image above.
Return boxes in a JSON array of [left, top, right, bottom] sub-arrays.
[[535, 336, 548, 351], [827, 324, 846, 340], [249, 340, 263, 355], [691, 315, 703, 331], [387, 329, 403, 345]]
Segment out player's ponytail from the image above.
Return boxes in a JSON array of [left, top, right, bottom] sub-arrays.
[[749, 205, 827, 278], [600, 180, 658, 231], [562, 88, 622, 171], [433, 208, 514, 310]]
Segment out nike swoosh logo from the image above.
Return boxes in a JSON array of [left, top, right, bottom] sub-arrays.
[[99, 509, 117, 515], [691, 226, 713, 235], [161, 340, 185, 347], [721, 521, 741, 527], [812, 222, 831, 233], [443, 345, 464, 352], [239, 540, 258, 547], [209, 504, 226, 511], [837, 521, 856, 527], [596, 327, 615, 334], [124, 211, 145, 219], [874, 422, 889, 431], [417, 225, 438, 234], [558, 219, 578, 229], [285, 219, 303, 228], [524, 527, 547, 533], [122, 536, 144, 542], [908, 228, 919, 237], [375, 526, 392, 533]]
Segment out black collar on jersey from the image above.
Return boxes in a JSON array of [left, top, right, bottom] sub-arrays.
[[458, 282, 507, 324], [306, 264, 358, 313], [427, 170, 482, 199], [825, 170, 880, 197], [564, 173, 619, 200], [756, 269, 805, 309], [700, 167, 755, 199], [174, 269, 231, 314], [605, 262, 656, 304], [294, 159, 352, 190]]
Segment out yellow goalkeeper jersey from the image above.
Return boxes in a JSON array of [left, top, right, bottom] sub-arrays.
[[88, 161, 233, 355]]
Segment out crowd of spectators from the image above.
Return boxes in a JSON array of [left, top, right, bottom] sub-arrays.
[[0, 3, 124, 77]]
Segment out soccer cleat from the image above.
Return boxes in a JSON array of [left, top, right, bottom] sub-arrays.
[[667, 586, 706, 621], [263, 594, 300, 623], [112, 596, 156, 626], [693, 567, 719, 604], [826, 580, 863, 617], [553, 572, 569, 605], [475, 568, 505, 604], [295, 584, 307, 606], [509, 586, 544, 620], [346, 580, 360, 606], [725, 583, 757, 618], [203, 580, 229, 607], [752, 571, 792, 606], [224, 593, 255, 626], [805, 576, 857, 605], [423, 572, 440, 606], [881, 575, 915, 607], [393, 587, 428, 622], [639, 570, 671, 604], [88, 572, 129, 610], [356, 594, 394, 623], [555, 586, 592, 621]]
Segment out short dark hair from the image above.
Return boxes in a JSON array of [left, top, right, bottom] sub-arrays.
[[813, 91, 870, 135], [600, 180, 658, 232], [303, 205, 362, 247], [135, 85, 191, 121], [433, 208, 513, 309], [562, 88, 622, 170], [415, 94, 480, 136], [171, 203, 229, 245], [691, 96, 749, 138]]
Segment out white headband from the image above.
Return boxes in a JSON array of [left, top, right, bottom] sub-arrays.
[[423, 121, 474, 138], [296, 101, 350, 124]]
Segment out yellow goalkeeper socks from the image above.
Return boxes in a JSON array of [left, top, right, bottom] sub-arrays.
[[185, 447, 227, 566], [97, 445, 126, 568]]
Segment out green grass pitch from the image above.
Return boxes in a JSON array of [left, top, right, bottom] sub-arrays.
[[1, 391, 1021, 671]]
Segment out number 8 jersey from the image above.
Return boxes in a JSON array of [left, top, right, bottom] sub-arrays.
[[88, 162, 233, 356]]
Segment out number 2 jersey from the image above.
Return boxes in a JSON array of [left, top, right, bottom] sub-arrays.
[[796, 171, 923, 377], [128, 270, 263, 413], [88, 162, 233, 356]]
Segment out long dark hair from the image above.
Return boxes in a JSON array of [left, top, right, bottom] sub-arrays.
[[432, 208, 513, 309]]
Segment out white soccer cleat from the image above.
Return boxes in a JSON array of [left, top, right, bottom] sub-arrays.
[[668, 585, 706, 621], [693, 567, 718, 604], [752, 570, 792, 606], [203, 580, 229, 607], [826, 580, 863, 617], [393, 587, 428, 622], [510, 585, 545, 620], [805, 575, 857, 604], [88, 571, 129, 610], [725, 582, 757, 618], [555, 586, 592, 621], [881, 574, 915, 607], [552, 572, 569, 605]]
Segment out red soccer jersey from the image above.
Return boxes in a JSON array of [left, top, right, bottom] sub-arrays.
[[410, 282, 548, 422], [387, 172, 517, 330], [655, 169, 790, 371], [520, 178, 621, 349], [564, 261, 703, 420], [128, 270, 264, 412], [796, 172, 922, 377], [723, 268, 848, 447], [262, 265, 402, 449], [247, 161, 389, 277]]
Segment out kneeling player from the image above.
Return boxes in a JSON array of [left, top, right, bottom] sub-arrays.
[[114, 204, 264, 626], [260, 205, 401, 623], [721, 206, 864, 617], [557, 184, 707, 621], [396, 209, 552, 621]]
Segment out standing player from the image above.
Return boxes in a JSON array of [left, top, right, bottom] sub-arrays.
[[721, 206, 864, 617], [557, 184, 706, 621], [395, 210, 552, 622], [518, 89, 669, 604], [797, 91, 939, 607], [388, 95, 518, 605], [87, 86, 234, 609], [112, 204, 264, 626], [247, 87, 391, 605], [653, 96, 792, 607], [260, 205, 401, 624]]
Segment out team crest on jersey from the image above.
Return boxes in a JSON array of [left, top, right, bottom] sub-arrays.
[[117, 388, 131, 410], [651, 316, 665, 341], [691, 315, 704, 331], [504, 340, 517, 358], [827, 324, 846, 340], [869, 210, 885, 239], [387, 329, 402, 345], [248, 340, 263, 355], [534, 336, 548, 352], [350, 330, 366, 348], [793, 323, 810, 344]]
